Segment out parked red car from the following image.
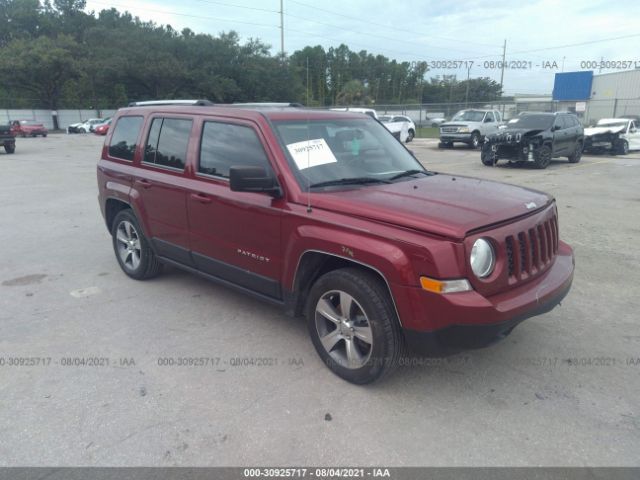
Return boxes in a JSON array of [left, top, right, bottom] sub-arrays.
[[93, 118, 111, 136], [10, 120, 48, 137], [97, 103, 574, 384]]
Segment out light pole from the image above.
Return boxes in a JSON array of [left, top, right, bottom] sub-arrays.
[[465, 64, 471, 107]]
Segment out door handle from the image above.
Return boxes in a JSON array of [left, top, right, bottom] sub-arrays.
[[137, 179, 153, 189], [190, 193, 212, 204]]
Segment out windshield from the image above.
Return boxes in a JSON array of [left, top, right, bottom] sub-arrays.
[[20, 120, 40, 125], [452, 110, 486, 122], [507, 115, 554, 129], [273, 118, 426, 190]]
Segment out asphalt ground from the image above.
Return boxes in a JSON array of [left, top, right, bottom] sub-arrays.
[[0, 134, 638, 466]]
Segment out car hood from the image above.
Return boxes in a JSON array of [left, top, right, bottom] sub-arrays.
[[307, 174, 552, 239], [383, 122, 406, 133], [584, 125, 625, 136]]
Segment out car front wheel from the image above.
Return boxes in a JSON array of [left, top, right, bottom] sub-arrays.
[[470, 132, 481, 149], [614, 139, 629, 155], [406, 129, 415, 142], [481, 145, 496, 166], [534, 145, 552, 169], [306, 268, 404, 384], [111, 210, 162, 280], [4, 144, 15, 154]]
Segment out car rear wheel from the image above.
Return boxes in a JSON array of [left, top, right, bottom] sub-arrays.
[[111, 210, 162, 280], [306, 268, 404, 384], [4, 144, 15, 154], [568, 141, 582, 163], [534, 145, 552, 169], [470, 132, 481, 149]]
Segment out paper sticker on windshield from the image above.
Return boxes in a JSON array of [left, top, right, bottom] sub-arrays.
[[287, 138, 337, 170]]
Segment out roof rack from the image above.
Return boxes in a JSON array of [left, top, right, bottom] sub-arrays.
[[127, 99, 214, 107], [229, 102, 303, 108]]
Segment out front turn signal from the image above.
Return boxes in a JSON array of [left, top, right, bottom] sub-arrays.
[[420, 276, 472, 294]]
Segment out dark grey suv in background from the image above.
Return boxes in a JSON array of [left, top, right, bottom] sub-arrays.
[[481, 112, 584, 169]]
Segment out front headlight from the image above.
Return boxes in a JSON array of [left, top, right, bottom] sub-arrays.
[[458, 127, 470, 133], [470, 238, 495, 278]]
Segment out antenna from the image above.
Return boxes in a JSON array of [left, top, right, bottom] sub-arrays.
[[306, 56, 312, 214]]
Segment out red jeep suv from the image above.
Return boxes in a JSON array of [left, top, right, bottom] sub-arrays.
[[97, 103, 574, 384]]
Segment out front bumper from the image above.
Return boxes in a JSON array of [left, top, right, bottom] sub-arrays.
[[397, 242, 574, 355], [440, 133, 472, 143]]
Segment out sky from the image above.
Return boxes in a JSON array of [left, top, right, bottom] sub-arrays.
[[83, 0, 640, 97]]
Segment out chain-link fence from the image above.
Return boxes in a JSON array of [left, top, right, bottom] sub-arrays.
[[3, 98, 639, 130], [0, 109, 116, 130], [367, 98, 640, 126]]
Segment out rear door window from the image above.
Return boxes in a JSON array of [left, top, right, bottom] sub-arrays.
[[108, 116, 143, 161], [143, 117, 192, 170]]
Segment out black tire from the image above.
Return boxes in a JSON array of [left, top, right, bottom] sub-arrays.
[[406, 129, 415, 143], [305, 268, 405, 384], [614, 139, 629, 155], [4, 144, 15, 154], [568, 141, 582, 163], [469, 131, 481, 149], [534, 145, 552, 169], [42, 133, 47, 137], [111, 209, 162, 280], [481, 144, 495, 166]]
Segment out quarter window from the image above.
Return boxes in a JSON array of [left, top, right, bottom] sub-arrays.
[[199, 122, 270, 178], [108, 116, 143, 161], [143, 118, 192, 170]]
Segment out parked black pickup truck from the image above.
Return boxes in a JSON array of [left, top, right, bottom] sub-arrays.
[[1, 124, 16, 154]]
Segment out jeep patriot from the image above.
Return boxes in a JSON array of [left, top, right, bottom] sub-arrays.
[[97, 103, 574, 384]]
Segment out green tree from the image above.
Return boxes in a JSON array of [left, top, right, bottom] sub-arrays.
[[0, 34, 78, 109]]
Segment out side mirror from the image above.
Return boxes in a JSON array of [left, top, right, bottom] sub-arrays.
[[229, 166, 282, 197], [552, 125, 562, 131], [484, 118, 493, 123]]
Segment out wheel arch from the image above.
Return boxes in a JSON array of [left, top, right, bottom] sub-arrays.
[[287, 250, 404, 327], [104, 197, 150, 238]]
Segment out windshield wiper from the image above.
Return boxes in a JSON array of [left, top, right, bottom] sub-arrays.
[[388, 169, 432, 181], [309, 177, 392, 188]]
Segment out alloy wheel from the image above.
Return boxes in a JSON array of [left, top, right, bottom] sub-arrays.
[[115, 220, 141, 271], [314, 290, 373, 369]]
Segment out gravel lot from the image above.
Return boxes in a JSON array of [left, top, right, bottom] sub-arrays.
[[0, 134, 639, 466]]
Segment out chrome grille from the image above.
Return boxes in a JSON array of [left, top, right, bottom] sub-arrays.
[[441, 127, 458, 133]]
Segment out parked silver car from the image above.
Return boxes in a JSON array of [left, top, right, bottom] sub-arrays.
[[439, 109, 503, 149]]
